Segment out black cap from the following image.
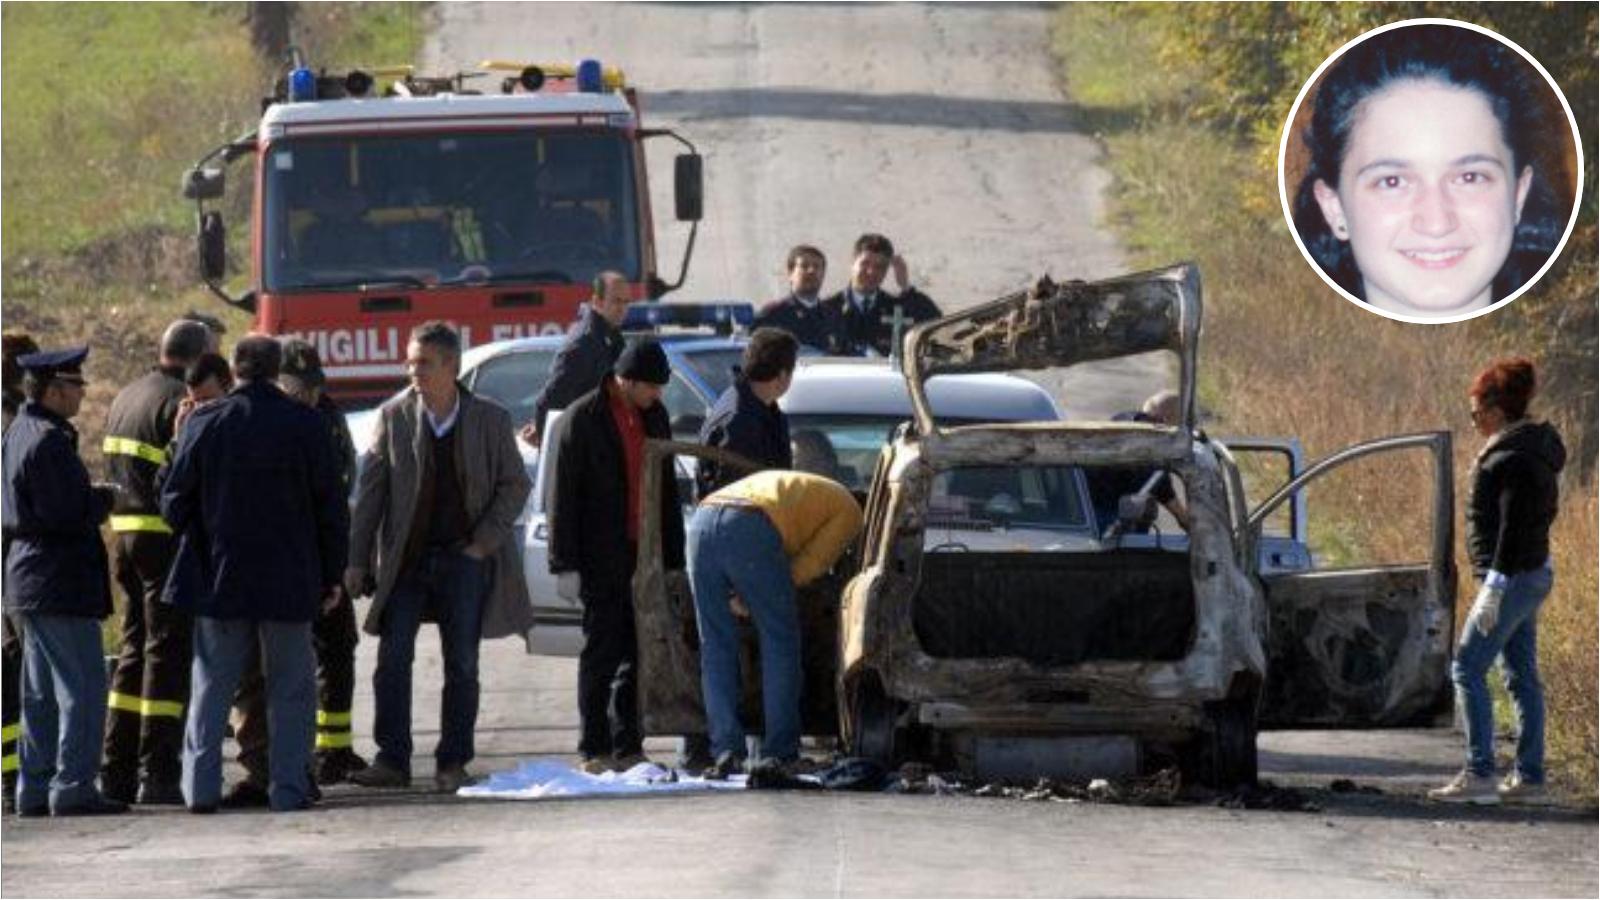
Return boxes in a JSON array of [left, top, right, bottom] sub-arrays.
[[613, 339, 670, 385], [16, 346, 89, 381], [279, 338, 326, 388]]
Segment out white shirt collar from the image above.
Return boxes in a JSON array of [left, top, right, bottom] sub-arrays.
[[849, 287, 877, 312], [793, 292, 819, 309], [424, 392, 461, 438]]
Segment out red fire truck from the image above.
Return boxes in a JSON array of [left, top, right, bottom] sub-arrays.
[[184, 57, 703, 405]]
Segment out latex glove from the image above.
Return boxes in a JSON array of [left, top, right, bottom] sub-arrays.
[[1471, 582, 1504, 636], [557, 571, 582, 603], [342, 566, 371, 600]]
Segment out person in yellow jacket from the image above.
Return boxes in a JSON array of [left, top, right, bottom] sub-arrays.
[[689, 470, 862, 778]]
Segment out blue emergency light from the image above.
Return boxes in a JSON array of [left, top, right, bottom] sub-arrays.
[[289, 67, 317, 102], [622, 302, 755, 332], [576, 58, 603, 93]]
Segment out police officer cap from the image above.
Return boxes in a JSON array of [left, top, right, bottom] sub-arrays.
[[613, 339, 670, 385], [17, 346, 89, 381], [279, 338, 326, 388]]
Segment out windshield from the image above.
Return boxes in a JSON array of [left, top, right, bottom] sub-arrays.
[[262, 130, 640, 292], [676, 348, 743, 398], [467, 348, 557, 430]]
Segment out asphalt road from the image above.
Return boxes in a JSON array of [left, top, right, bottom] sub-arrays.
[[3, 5, 1594, 898]]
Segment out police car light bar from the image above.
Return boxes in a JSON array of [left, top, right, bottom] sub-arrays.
[[622, 302, 754, 334]]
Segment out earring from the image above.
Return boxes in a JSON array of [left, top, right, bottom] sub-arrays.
[[1333, 222, 1349, 239]]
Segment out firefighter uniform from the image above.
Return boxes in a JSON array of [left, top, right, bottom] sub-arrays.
[[100, 365, 191, 803]]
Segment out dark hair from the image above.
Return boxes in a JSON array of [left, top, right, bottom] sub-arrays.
[[1292, 24, 1566, 302], [786, 245, 825, 271], [161, 319, 211, 365], [853, 233, 895, 259], [184, 353, 233, 391], [232, 335, 282, 382], [591, 270, 627, 300], [1470, 356, 1537, 421], [742, 328, 800, 382], [408, 320, 462, 360]]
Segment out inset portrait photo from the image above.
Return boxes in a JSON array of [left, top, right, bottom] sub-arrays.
[[1280, 19, 1583, 324]]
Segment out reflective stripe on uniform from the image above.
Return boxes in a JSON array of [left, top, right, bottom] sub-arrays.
[[1, 723, 18, 743], [102, 435, 169, 465], [107, 691, 184, 719], [315, 731, 354, 750], [1, 753, 16, 774], [109, 514, 172, 534], [316, 710, 353, 727]]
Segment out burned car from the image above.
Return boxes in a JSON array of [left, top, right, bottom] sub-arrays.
[[632, 262, 1457, 787]]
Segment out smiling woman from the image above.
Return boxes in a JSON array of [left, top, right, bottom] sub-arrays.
[[1286, 21, 1579, 322]]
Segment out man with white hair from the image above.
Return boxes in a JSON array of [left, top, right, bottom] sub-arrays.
[[1088, 390, 1190, 536]]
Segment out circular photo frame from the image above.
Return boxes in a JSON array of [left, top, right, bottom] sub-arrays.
[[1279, 19, 1584, 324]]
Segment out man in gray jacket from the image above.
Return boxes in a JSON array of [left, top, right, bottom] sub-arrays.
[[344, 321, 534, 793]]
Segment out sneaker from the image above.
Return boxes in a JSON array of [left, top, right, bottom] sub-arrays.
[[135, 781, 186, 806], [434, 765, 476, 794], [349, 758, 411, 789], [612, 752, 654, 772], [702, 752, 746, 781], [578, 756, 614, 776], [315, 749, 371, 786], [1499, 773, 1551, 805], [1428, 770, 1500, 805], [220, 780, 270, 809]]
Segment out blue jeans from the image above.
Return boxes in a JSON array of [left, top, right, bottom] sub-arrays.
[[1453, 565, 1553, 782], [688, 505, 801, 762], [373, 548, 487, 772], [183, 617, 316, 811], [16, 613, 108, 813]]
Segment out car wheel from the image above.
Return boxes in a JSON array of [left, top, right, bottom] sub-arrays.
[[847, 676, 901, 766], [1194, 694, 1259, 788]]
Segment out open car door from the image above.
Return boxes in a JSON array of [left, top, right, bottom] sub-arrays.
[[632, 440, 847, 737], [1248, 432, 1456, 727], [1215, 437, 1311, 575]]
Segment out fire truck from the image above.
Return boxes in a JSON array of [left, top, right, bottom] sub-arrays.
[[183, 56, 704, 405]]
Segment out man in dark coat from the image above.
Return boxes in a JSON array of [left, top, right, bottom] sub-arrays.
[[161, 336, 348, 813], [2, 346, 127, 816], [823, 233, 942, 357], [548, 340, 685, 774], [99, 318, 210, 807], [1, 330, 40, 814], [754, 245, 852, 355], [523, 270, 631, 447]]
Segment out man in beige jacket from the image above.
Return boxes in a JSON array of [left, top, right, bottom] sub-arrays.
[[344, 321, 533, 793]]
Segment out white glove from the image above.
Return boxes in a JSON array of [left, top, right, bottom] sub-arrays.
[[557, 571, 582, 603], [1471, 582, 1504, 636]]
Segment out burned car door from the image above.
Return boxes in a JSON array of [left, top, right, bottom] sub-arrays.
[[1248, 432, 1456, 727], [632, 439, 846, 737], [1215, 437, 1311, 575]]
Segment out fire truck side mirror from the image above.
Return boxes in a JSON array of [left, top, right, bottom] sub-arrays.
[[674, 154, 703, 222], [198, 211, 227, 282], [183, 166, 226, 201]]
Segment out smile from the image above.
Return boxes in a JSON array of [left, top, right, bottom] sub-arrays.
[[1400, 248, 1469, 268]]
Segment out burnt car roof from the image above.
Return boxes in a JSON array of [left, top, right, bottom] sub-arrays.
[[903, 262, 1201, 435]]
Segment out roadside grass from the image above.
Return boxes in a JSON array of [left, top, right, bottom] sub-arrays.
[[2, 4, 427, 649], [1055, 6, 1597, 797]]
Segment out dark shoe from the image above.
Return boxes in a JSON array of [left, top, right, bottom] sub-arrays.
[[189, 804, 217, 815], [52, 795, 129, 816], [746, 757, 824, 792], [677, 751, 715, 775], [220, 780, 271, 809], [612, 752, 654, 771], [315, 748, 370, 785], [100, 778, 137, 806], [702, 752, 746, 781], [135, 781, 186, 806], [349, 758, 411, 789], [16, 802, 49, 818], [434, 765, 476, 794]]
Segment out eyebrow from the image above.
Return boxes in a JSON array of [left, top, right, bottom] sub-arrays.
[[1354, 154, 1510, 178]]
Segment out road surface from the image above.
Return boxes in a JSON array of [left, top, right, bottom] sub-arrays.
[[2, 5, 1593, 898]]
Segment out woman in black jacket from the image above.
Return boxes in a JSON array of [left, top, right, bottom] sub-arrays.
[[1430, 357, 1564, 805]]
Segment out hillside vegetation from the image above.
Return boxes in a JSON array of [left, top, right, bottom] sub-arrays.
[[1054, 2, 1596, 795]]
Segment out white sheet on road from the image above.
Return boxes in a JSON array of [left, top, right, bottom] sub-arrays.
[[459, 758, 747, 800]]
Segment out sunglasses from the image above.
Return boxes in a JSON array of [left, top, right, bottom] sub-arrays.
[[54, 375, 87, 388]]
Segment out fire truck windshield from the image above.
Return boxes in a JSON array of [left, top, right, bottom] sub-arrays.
[[262, 130, 641, 292]]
